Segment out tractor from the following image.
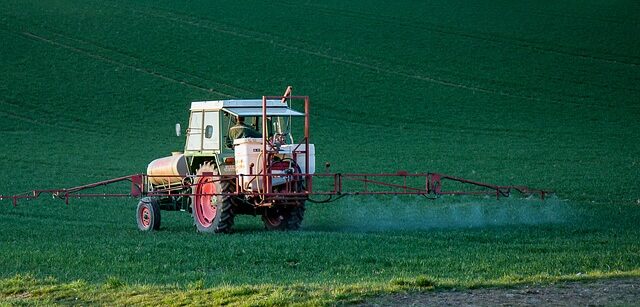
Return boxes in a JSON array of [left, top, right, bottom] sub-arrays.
[[0, 89, 550, 232], [139, 92, 314, 233]]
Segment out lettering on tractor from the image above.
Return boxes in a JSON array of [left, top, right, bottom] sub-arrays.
[[0, 87, 551, 233]]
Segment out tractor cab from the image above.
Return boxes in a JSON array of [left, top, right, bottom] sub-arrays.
[[220, 102, 304, 148], [180, 99, 309, 176]]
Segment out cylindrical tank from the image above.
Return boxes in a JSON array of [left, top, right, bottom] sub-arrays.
[[146, 152, 189, 187]]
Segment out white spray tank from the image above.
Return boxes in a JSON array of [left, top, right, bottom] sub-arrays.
[[233, 138, 315, 192]]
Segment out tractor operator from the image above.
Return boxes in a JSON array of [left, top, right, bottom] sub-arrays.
[[229, 116, 262, 140]]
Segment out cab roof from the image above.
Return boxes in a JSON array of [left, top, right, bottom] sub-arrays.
[[190, 99, 304, 116]]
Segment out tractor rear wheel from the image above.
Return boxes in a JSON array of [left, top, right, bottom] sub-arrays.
[[137, 197, 161, 231], [262, 207, 287, 230], [286, 203, 305, 230], [192, 162, 234, 233], [261, 203, 305, 231], [261, 164, 306, 231]]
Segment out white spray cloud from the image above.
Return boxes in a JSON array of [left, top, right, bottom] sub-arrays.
[[311, 195, 571, 232]]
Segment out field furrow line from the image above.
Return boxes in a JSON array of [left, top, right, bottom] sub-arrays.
[[527, 8, 640, 27], [3, 26, 238, 134], [0, 13, 251, 98], [0, 97, 108, 132], [335, 116, 634, 142], [19, 31, 234, 98], [0, 29, 199, 136], [0, 130, 29, 135], [135, 4, 640, 110], [0, 99, 97, 135], [117, 5, 631, 111], [3, 28, 231, 137], [41, 29, 256, 97], [318, 107, 629, 140], [0, 104, 102, 136], [546, 75, 640, 94], [288, 2, 640, 67]]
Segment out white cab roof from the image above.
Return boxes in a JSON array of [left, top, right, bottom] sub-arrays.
[[223, 107, 303, 117], [190, 99, 304, 116]]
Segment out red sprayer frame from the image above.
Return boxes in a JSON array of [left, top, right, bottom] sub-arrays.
[[0, 172, 549, 207]]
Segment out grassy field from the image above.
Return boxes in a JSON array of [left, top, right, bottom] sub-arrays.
[[1, 0, 639, 305]]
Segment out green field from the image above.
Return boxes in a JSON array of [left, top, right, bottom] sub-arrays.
[[1, 0, 639, 305]]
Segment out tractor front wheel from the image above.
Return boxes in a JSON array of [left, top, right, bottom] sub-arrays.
[[192, 162, 234, 233], [136, 197, 161, 231]]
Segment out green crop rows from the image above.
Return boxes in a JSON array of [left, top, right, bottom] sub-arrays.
[[1, 0, 639, 305]]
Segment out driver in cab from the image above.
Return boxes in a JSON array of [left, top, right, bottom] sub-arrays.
[[229, 116, 261, 140]]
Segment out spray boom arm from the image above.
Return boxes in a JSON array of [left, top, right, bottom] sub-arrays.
[[0, 171, 550, 207]]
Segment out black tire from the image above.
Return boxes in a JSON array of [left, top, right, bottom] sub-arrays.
[[261, 202, 305, 231], [137, 197, 161, 231], [261, 162, 306, 231], [192, 162, 234, 233], [262, 207, 287, 230], [285, 203, 305, 230]]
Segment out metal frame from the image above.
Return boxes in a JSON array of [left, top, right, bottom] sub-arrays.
[[0, 172, 549, 206], [260, 95, 312, 202]]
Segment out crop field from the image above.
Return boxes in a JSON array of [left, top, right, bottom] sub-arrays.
[[1, 0, 639, 305]]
